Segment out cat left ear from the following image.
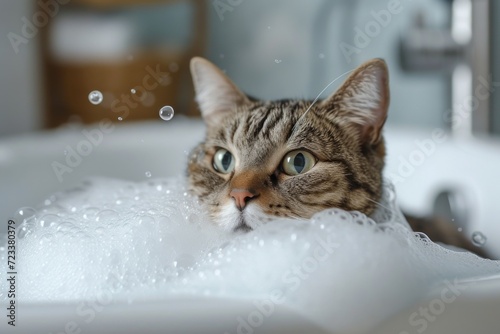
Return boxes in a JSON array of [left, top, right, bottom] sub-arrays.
[[321, 58, 389, 145], [190, 57, 250, 126]]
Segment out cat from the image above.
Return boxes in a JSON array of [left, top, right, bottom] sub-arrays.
[[186, 57, 488, 258]]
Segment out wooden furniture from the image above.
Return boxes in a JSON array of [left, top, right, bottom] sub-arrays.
[[40, 0, 207, 128]]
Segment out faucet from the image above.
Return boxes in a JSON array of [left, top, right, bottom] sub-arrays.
[[399, 0, 492, 137]]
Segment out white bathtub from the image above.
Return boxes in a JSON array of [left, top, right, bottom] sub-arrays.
[[1, 118, 499, 333]]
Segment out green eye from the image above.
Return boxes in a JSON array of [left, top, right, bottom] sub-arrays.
[[213, 148, 235, 174], [282, 150, 316, 175]]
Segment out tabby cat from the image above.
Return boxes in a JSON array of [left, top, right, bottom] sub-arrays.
[[187, 57, 487, 258]]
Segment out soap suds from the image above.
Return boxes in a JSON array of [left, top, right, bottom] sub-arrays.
[[0, 178, 498, 332]]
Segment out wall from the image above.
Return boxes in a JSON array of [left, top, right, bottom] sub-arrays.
[[206, 0, 449, 128], [1, 0, 494, 138], [0, 1, 42, 137]]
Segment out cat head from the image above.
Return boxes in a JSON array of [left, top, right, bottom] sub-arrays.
[[187, 57, 389, 231]]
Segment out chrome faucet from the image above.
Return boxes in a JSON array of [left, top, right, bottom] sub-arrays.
[[400, 0, 492, 137]]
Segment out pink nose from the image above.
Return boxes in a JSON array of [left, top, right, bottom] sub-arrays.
[[230, 189, 258, 211]]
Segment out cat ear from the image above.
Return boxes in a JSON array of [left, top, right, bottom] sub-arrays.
[[190, 57, 250, 125], [321, 58, 389, 145]]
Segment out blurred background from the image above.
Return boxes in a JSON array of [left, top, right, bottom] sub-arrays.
[[0, 0, 499, 255], [1, 0, 499, 136]]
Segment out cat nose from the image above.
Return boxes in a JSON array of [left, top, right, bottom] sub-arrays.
[[230, 189, 258, 211]]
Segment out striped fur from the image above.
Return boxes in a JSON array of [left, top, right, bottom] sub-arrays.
[[188, 58, 387, 232], [186, 57, 490, 258]]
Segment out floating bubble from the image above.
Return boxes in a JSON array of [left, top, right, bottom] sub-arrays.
[[118, 117, 123, 121], [130, 88, 136, 94], [319, 53, 325, 59], [274, 59, 282, 64], [88, 90, 103, 105], [471, 231, 487, 247], [145, 171, 152, 178], [159, 106, 174, 121]]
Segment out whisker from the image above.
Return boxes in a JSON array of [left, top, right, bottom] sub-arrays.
[[364, 196, 393, 213], [290, 69, 355, 137]]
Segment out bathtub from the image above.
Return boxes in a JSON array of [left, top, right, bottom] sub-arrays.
[[1, 118, 500, 333]]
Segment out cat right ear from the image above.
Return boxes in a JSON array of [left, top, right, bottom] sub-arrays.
[[321, 58, 389, 145], [190, 57, 250, 126]]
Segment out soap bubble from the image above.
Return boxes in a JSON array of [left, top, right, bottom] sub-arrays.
[[274, 59, 282, 64], [18, 225, 31, 239], [95, 209, 118, 223], [2, 176, 499, 334], [138, 215, 155, 225], [88, 90, 103, 105], [145, 171, 152, 178], [39, 214, 59, 228], [471, 231, 487, 247], [83, 207, 100, 220], [159, 106, 174, 121], [39, 234, 53, 245], [175, 254, 196, 269], [16, 207, 36, 224]]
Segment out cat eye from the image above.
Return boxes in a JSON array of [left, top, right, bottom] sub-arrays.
[[213, 148, 235, 174], [282, 150, 316, 176]]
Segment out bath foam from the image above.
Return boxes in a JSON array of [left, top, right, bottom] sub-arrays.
[[1, 177, 499, 333]]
